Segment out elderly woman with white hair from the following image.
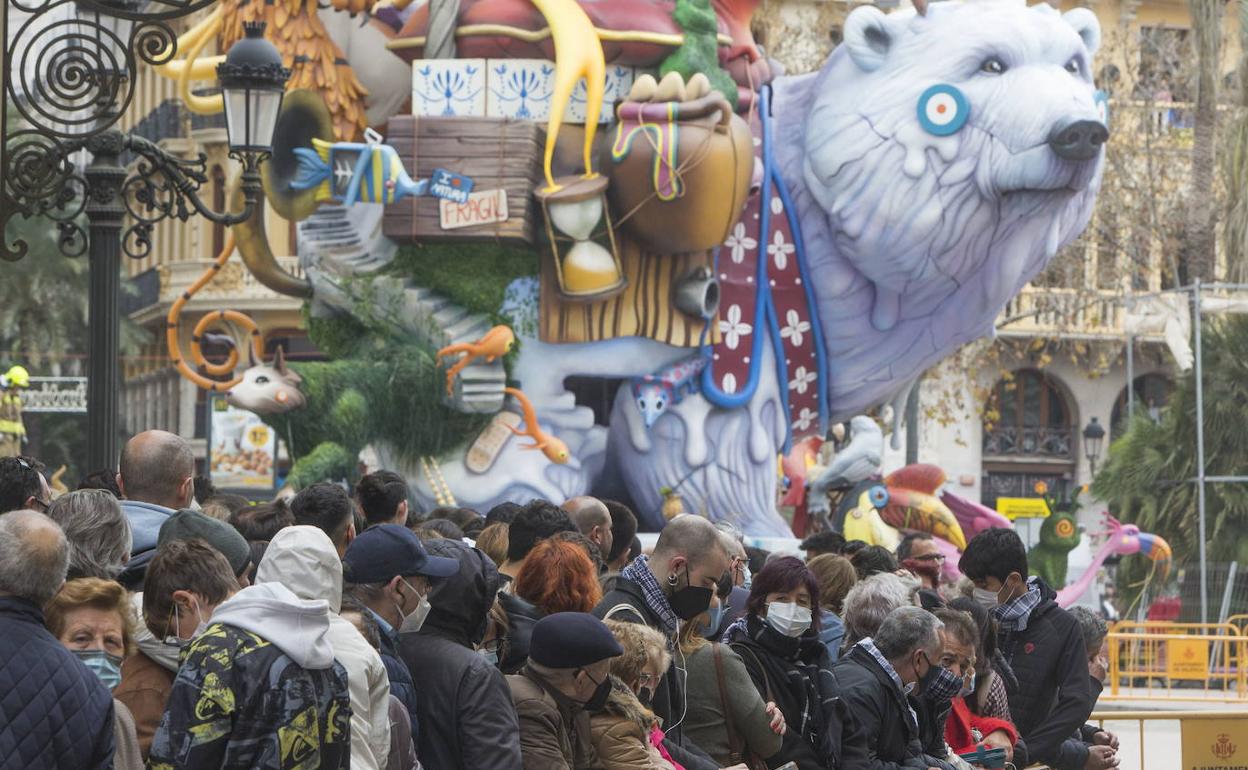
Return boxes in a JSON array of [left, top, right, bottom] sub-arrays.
[[840, 572, 919, 651], [46, 489, 133, 580]]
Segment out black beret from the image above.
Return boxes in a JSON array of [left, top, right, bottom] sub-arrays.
[[529, 612, 623, 668]]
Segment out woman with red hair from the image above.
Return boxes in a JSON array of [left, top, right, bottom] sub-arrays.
[[513, 537, 603, 615]]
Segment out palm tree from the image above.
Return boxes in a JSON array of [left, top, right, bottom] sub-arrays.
[[1181, 0, 1225, 281], [1094, 315, 1248, 607]]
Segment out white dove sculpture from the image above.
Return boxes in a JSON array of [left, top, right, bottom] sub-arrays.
[[806, 415, 884, 520]]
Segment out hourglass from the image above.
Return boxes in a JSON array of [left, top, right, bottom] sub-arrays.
[[536, 175, 626, 301]]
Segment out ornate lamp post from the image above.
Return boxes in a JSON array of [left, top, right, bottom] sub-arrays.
[[1083, 416, 1105, 479], [2, 0, 288, 471]]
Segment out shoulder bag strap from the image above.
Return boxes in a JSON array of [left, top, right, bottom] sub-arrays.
[[712, 643, 746, 761]]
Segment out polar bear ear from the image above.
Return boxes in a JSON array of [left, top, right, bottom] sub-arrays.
[[1063, 8, 1101, 56], [843, 6, 900, 72]]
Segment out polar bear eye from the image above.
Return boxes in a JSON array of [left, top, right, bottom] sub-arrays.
[[981, 57, 1007, 74], [1065, 58, 1082, 75], [255, 375, 270, 385]]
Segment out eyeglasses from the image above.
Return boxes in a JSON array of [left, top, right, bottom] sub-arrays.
[[911, 553, 946, 563]]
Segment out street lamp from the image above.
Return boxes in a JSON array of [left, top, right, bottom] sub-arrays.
[[2, 1, 289, 471], [1083, 416, 1106, 478]]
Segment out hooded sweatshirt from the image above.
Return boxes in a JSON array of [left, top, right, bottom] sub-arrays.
[[147, 581, 352, 769], [257, 525, 392, 770]]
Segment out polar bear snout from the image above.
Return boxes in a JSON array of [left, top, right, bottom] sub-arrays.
[[1047, 119, 1109, 161]]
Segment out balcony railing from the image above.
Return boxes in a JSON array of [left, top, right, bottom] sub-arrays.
[[157, 257, 305, 305], [997, 287, 1135, 338], [982, 426, 1075, 459]]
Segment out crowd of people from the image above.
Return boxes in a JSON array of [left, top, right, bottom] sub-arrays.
[[0, 432, 1118, 770]]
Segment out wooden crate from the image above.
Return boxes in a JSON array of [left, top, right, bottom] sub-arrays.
[[382, 116, 543, 244]]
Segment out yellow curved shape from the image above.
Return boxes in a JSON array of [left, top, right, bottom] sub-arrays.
[[153, 8, 225, 114], [843, 489, 901, 551], [384, 24, 734, 51], [526, 0, 605, 190]]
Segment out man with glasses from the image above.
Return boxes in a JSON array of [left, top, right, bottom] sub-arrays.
[[0, 455, 51, 514], [897, 532, 946, 591]]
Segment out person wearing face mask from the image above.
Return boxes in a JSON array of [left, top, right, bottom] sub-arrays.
[[959, 529, 1093, 769], [144, 538, 353, 768], [509, 612, 624, 769], [807, 554, 857, 662], [897, 534, 946, 591], [344, 523, 461, 740], [834, 606, 956, 770], [941, 601, 1020, 765], [591, 620, 696, 770], [401, 536, 523, 770], [678, 582, 785, 768], [45, 577, 144, 770], [256, 525, 393, 770], [1045, 608, 1120, 770], [594, 515, 734, 770], [710, 524, 753, 640], [725, 556, 867, 770], [123, 538, 239, 756], [919, 609, 1013, 768]]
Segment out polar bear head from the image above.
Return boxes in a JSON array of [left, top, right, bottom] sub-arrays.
[[801, 0, 1105, 332]]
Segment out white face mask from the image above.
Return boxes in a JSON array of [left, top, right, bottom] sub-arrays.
[[764, 601, 812, 637], [972, 586, 1001, 611], [742, 565, 753, 590], [398, 580, 432, 634]]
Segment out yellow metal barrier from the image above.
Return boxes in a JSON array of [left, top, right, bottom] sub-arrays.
[[1038, 710, 1248, 770], [1106, 622, 1248, 702]]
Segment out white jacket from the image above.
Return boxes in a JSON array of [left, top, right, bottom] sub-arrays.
[[257, 525, 392, 770]]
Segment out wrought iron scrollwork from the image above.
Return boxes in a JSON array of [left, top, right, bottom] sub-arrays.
[[2, 0, 225, 260]]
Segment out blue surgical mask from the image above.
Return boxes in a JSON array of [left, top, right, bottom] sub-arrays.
[[701, 603, 725, 635], [742, 565, 753, 590], [73, 649, 123, 690], [478, 647, 499, 667]]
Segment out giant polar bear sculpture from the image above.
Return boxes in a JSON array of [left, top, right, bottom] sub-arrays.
[[327, 0, 1107, 534]]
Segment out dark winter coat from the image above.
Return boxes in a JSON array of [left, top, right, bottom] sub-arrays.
[[593, 577, 718, 770], [1045, 677, 1106, 770], [376, 620, 420, 743], [399, 538, 522, 770], [995, 580, 1095, 768], [0, 596, 115, 770], [497, 589, 542, 674], [833, 645, 952, 770]]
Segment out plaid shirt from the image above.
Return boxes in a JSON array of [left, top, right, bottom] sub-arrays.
[[619, 554, 679, 638], [855, 637, 918, 730], [993, 577, 1043, 632]]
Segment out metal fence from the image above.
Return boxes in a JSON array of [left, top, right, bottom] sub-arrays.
[[1105, 622, 1248, 702]]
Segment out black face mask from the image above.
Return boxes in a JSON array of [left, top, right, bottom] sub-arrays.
[[580, 671, 612, 713], [637, 686, 654, 707], [668, 563, 714, 621]]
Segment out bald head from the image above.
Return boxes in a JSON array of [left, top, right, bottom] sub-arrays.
[[654, 515, 730, 570], [563, 496, 613, 559], [0, 510, 69, 605], [118, 430, 195, 509]]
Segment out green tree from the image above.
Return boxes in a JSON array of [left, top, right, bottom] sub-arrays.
[[1094, 315, 1248, 588]]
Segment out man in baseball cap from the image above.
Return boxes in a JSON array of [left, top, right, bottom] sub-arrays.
[[508, 612, 624, 769], [343, 524, 461, 732]]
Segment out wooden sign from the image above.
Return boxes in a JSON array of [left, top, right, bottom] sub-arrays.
[[382, 116, 541, 243], [440, 189, 509, 230]]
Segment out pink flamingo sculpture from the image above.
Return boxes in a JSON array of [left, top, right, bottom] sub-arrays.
[[1056, 514, 1172, 608]]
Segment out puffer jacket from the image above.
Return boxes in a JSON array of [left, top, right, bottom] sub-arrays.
[[588, 679, 676, 770], [497, 589, 542, 674], [0, 596, 115, 770], [508, 665, 590, 770], [257, 526, 392, 770], [399, 538, 522, 770]]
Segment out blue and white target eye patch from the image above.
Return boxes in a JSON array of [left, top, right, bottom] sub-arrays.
[[917, 84, 970, 136]]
